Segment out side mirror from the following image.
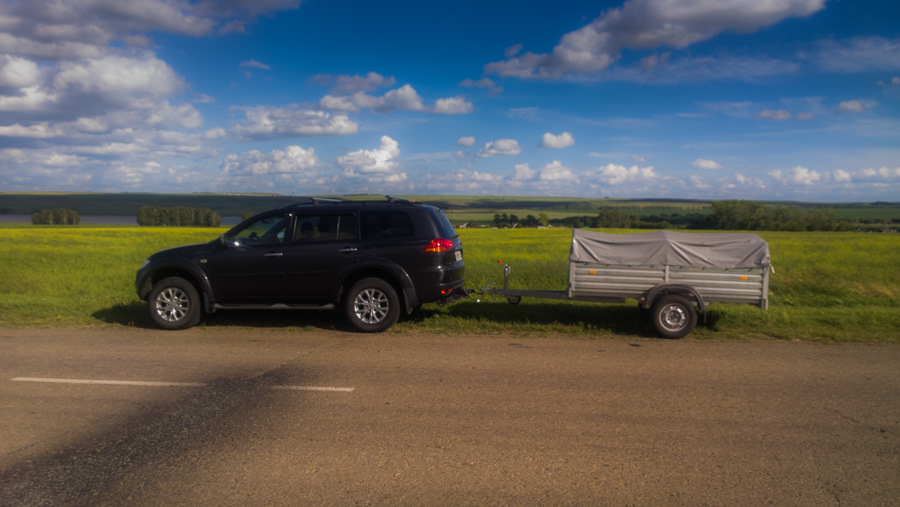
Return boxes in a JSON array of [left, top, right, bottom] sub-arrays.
[[219, 235, 243, 249]]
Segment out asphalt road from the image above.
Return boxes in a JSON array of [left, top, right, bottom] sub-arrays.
[[2, 327, 898, 506]]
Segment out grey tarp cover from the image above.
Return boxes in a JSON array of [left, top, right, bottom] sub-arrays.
[[570, 229, 771, 268]]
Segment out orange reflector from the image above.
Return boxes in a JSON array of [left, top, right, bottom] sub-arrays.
[[740, 276, 748, 280], [589, 270, 597, 275]]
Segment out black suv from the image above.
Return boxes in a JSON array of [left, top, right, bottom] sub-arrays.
[[135, 197, 465, 332]]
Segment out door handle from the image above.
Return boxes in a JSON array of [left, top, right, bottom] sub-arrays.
[[338, 247, 358, 253], [264, 252, 283, 257]]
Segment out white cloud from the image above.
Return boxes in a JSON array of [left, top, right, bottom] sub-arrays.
[[837, 100, 877, 114], [222, 145, 319, 179], [540, 131, 575, 149], [422, 168, 506, 194], [512, 163, 536, 181], [477, 139, 522, 158], [812, 37, 900, 73], [146, 102, 203, 128], [833, 169, 851, 183], [754, 109, 792, 121], [0, 53, 186, 118], [539, 160, 578, 182], [857, 166, 900, 180], [785, 165, 821, 185], [599, 53, 800, 84], [690, 174, 710, 190], [588, 163, 658, 185], [433, 96, 474, 114], [692, 158, 723, 170], [58, 53, 185, 105], [0, 0, 301, 61], [457, 136, 476, 147], [318, 83, 472, 114], [0, 55, 43, 87], [338, 136, 406, 183], [203, 128, 227, 140], [315, 72, 396, 94], [232, 105, 358, 139], [0, 122, 63, 138], [240, 60, 271, 70], [486, 0, 825, 78], [460, 77, 503, 95], [733, 173, 766, 189]]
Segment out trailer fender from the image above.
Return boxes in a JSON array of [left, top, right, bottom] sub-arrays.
[[640, 284, 707, 315]]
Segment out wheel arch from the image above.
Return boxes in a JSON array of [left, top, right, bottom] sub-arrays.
[[340, 263, 419, 314], [641, 283, 705, 312], [139, 264, 214, 312]]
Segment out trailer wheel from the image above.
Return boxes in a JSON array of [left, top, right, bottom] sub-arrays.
[[650, 295, 697, 339], [507, 296, 521, 305]]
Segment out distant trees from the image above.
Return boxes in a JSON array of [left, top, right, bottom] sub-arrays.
[[488, 201, 857, 232], [32, 208, 80, 225], [704, 200, 851, 232], [493, 212, 551, 228], [137, 206, 221, 227]]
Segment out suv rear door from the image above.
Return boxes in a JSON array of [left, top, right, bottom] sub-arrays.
[[283, 212, 362, 303]]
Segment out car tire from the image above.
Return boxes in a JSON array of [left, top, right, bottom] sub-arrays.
[[650, 294, 697, 339], [345, 277, 400, 333], [148, 277, 202, 330]]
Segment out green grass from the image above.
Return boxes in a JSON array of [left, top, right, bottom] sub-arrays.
[[0, 225, 897, 342]]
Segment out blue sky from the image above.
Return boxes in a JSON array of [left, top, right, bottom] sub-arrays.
[[1, 0, 898, 202]]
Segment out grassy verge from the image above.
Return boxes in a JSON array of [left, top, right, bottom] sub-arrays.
[[0, 225, 897, 342]]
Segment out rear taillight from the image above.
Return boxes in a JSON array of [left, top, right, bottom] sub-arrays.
[[423, 238, 453, 253]]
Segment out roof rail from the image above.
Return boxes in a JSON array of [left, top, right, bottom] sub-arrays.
[[281, 197, 344, 208], [385, 195, 412, 204]]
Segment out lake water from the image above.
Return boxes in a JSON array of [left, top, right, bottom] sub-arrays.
[[0, 215, 242, 226]]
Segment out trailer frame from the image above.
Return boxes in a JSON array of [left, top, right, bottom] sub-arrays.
[[479, 230, 771, 338]]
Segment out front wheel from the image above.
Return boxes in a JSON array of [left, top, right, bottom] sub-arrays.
[[148, 277, 202, 330], [344, 278, 400, 333], [650, 295, 697, 339]]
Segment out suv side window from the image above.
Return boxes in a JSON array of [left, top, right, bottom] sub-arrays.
[[232, 214, 289, 245], [361, 211, 413, 240], [295, 214, 358, 242]]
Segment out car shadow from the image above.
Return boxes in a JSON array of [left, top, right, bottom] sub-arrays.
[[93, 299, 710, 338], [92, 302, 152, 328], [406, 300, 662, 338]]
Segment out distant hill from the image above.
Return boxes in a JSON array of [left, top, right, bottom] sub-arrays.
[[1, 192, 898, 224]]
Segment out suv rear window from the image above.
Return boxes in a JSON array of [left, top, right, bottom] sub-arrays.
[[294, 214, 357, 242], [361, 211, 413, 240], [430, 208, 458, 238]]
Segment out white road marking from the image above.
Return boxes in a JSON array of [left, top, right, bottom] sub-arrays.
[[11, 377, 354, 392], [270, 385, 355, 392]]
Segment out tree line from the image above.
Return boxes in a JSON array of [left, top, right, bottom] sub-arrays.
[[32, 208, 80, 225], [137, 206, 221, 227], [492, 200, 893, 231]]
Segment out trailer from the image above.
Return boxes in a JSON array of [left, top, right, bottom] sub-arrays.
[[482, 229, 771, 338]]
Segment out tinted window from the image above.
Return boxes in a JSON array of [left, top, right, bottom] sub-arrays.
[[430, 208, 458, 238], [294, 214, 357, 242], [361, 211, 413, 240], [232, 214, 289, 245]]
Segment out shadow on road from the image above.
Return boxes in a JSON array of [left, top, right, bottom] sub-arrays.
[[92, 298, 709, 338]]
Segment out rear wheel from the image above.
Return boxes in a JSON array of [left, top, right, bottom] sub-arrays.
[[148, 277, 202, 330], [650, 295, 697, 339], [345, 278, 400, 333]]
